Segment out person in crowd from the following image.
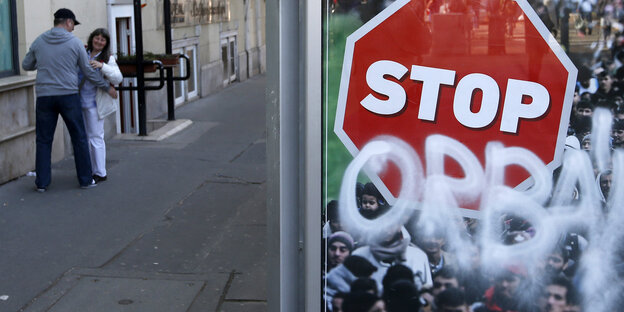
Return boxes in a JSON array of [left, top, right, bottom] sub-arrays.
[[561, 233, 587, 278], [324, 200, 343, 238], [435, 287, 470, 312], [473, 265, 527, 312], [597, 169, 613, 209], [538, 244, 571, 280], [331, 292, 347, 312], [571, 100, 593, 141], [563, 284, 582, 312], [462, 244, 491, 305], [463, 217, 479, 238], [383, 279, 422, 312], [359, 182, 390, 219], [537, 276, 575, 312], [422, 267, 462, 311], [326, 255, 378, 310], [503, 216, 534, 245], [612, 119, 624, 148], [328, 231, 356, 271], [343, 291, 387, 312], [432, 268, 461, 298], [415, 228, 457, 277], [581, 134, 592, 151], [576, 65, 598, 95], [614, 104, 624, 120], [578, 0, 595, 35], [351, 277, 379, 296], [381, 264, 415, 293], [575, 99, 595, 119], [565, 135, 581, 150], [352, 227, 433, 292], [22, 8, 117, 191], [593, 69, 622, 101], [80, 28, 123, 184], [356, 182, 365, 208]]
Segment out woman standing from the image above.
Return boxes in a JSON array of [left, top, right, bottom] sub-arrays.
[[80, 28, 123, 183]]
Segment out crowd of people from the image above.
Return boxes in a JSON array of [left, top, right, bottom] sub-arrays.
[[322, 181, 589, 312]]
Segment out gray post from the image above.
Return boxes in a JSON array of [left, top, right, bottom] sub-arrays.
[[266, 0, 321, 311], [164, 0, 175, 121], [133, 0, 147, 136]]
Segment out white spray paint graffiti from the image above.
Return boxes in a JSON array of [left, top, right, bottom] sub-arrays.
[[337, 108, 623, 311]]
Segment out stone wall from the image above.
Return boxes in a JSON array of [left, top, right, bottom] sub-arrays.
[[0, 76, 65, 184]]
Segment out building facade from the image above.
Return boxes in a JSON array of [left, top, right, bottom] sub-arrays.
[[0, 0, 266, 184]]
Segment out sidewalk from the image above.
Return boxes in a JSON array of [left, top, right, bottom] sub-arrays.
[[0, 76, 267, 312]]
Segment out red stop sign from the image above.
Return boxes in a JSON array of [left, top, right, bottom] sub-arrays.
[[334, 0, 576, 210]]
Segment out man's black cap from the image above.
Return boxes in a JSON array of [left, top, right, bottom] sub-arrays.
[[54, 8, 80, 25]]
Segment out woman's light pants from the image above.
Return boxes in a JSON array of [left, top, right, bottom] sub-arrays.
[[82, 106, 107, 177]]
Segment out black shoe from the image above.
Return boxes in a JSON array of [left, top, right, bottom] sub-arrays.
[[81, 179, 98, 189], [93, 175, 107, 183]]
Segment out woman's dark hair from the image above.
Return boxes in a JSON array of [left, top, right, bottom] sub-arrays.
[[87, 28, 111, 63]]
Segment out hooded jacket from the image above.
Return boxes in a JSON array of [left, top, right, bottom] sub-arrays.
[[353, 227, 433, 292], [22, 27, 109, 97]]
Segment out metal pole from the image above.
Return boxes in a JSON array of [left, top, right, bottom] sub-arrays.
[[164, 0, 175, 121], [134, 0, 147, 136], [266, 0, 302, 310]]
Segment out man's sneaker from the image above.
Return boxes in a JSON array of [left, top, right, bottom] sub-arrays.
[[36, 187, 46, 193], [80, 179, 98, 189], [93, 175, 107, 183]]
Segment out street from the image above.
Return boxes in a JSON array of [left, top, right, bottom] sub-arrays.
[[0, 76, 267, 312]]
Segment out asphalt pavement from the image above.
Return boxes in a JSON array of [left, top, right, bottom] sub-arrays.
[[0, 76, 268, 312]]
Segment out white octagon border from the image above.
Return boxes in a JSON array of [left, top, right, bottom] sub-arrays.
[[333, 0, 578, 217]]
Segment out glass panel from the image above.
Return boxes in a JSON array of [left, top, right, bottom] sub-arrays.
[[173, 50, 183, 99], [0, 0, 14, 74], [187, 47, 196, 93], [322, 1, 617, 311], [222, 43, 228, 80], [229, 40, 235, 79]]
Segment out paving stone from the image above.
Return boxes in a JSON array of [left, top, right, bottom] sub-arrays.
[[47, 277, 202, 312]]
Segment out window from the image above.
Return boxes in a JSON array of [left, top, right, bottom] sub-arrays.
[[0, 0, 18, 78]]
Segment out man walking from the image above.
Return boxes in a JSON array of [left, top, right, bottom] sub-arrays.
[[22, 8, 117, 191]]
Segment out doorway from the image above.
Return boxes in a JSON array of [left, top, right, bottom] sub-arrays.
[[115, 17, 138, 134], [172, 38, 199, 106], [221, 33, 238, 86]]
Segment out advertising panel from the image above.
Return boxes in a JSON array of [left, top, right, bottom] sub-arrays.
[[322, 0, 624, 311]]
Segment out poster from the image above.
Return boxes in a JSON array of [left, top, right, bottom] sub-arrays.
[[322, 0, 624, 311]]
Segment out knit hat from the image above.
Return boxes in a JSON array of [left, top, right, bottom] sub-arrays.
[[328, 231, 354, 252]]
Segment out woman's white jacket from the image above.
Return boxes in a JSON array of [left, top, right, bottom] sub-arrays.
[[95, 55, 124, 119]]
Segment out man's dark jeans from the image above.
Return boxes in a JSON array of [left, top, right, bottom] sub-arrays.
[[35, 94, 93, 188]]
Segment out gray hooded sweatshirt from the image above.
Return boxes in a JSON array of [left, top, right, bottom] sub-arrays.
[[22, 27, 109, 97]]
